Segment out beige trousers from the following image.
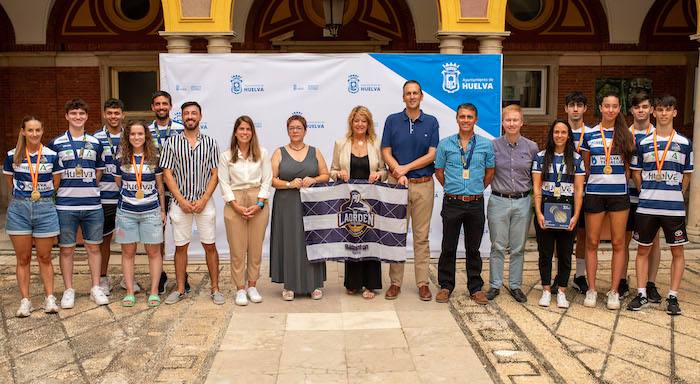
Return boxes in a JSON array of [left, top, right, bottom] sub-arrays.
[[223, 187, 269, 289], [388, 177, 434, 287]]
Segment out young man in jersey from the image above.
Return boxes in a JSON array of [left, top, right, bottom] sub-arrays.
[[629, 94, 692, 315]]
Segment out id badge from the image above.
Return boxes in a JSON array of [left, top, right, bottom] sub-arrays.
[[462, 169, 470, 180]]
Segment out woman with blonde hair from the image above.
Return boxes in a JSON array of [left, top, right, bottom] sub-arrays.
[[4, 116, 62, 316], [330, 106, 387, 299], [219, 115, 272, 306]]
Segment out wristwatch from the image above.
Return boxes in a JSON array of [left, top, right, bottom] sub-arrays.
[[256, 201, 265, 208], [286, 181, 291, 188]]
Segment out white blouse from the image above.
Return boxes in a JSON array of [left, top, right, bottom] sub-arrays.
[[218, 147, 272, 202]]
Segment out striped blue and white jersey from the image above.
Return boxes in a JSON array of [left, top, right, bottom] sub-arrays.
[[49, 131, 105, 211], [532, 151, 585, 198], [3, 146, 62, 199], [93, 127, 122, 205], [148, 119, 184, 151], [630, 131, 693, 217], [580, 124, 627, 195], [627, 125, 655, 204], [115, 155, 162, 213], [572, 125, 591, 153]]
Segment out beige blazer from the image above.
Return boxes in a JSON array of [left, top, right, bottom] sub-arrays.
[[330, 137, 387, 181]]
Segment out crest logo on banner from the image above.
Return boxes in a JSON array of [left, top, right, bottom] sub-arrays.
[[442, 63, 460, 93], [348, 74, 360, 94], [338, 190, 375, 237], [230, 75, 243, 94]]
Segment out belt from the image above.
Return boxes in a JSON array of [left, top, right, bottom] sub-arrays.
[[445, 193, 483, 202], [492, 191, 529, 199], [408, 176, 433, 184]]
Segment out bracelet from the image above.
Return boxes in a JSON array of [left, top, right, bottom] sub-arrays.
[[256, 201, 265, 208]]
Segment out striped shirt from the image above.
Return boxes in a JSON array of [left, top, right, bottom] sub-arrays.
[[572, 125, 591, 153], [94, 127, 122, 204], [115, 155, 162, 213], [49, 132, 105, 210], [627, 124, 655, 204], [3, 147, 62, 199], [580, 124, 627, 195], [630, 131, 693, 216], [532, 151, 585, 198], [435, 133, 495, 195], [159, 131, 219, 205], [148, 119, 184, 151]]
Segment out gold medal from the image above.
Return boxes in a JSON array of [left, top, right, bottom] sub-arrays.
[[603, 165, 613, 174], [135, 189, 145, 199], [553, 187, 561, 198], [599, 126, 614, 177], [655, 173, 663, 182], [463, 169, 470, 180], [31, 190, 41, 201], [75, 165, 83, 177]]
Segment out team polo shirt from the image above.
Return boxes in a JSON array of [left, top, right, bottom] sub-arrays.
[[435, 133, 494, 195], [3, 147, 62, 198], [572, 126, 591, 153], [630, 131, 693, 217], [627, 125, 655, 204], [115, 155, 162, 213], [49, 132, 105, 211], [94, 127, 122, 205], [380, 110, 439, 178], [532, 151, 586, 198], [148, 119, 184, 151], [580, 124, 627, 195]]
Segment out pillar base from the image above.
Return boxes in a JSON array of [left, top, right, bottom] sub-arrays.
[[159, 32, 193, 53], [206, 33, 236, 53], [437, 34, 465, 54], [477, 35, 506, 54]]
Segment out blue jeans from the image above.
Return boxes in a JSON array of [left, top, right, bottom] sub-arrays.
[[57, 208, 104, 247], [487, 195, 531, 290], [5, 198, 60, 238]]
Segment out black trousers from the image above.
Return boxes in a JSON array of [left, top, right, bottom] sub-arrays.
[[344, 260, 382, 291], [534, 216, 575, 288], [438, 198, 485, 295]]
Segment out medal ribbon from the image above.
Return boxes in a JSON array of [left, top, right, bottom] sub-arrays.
[[153, 120, 172, 147], [653, 130, 675, 180], [25, 145, 42, 194], [599, 126, 614, 170], [576, 129, 585, 153], [66, 132, 86, 170], [631, 125, 651, 145], [459, 135, 476, 170], [132, 154, 145, 194]]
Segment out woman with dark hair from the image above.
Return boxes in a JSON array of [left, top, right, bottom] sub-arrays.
[[219, 115, 271, 306], [270, 115, 330, 300], [114, 120, 165, 307], [4, 116, 62, 317], [580, 92, 636, 310], [532, 120, 585, 308]]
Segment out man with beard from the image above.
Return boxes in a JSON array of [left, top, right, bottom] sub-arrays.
[[159, 101, 223, 305]]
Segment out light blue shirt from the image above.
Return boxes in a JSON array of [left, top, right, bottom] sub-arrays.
[[435, 133, 494, 195]]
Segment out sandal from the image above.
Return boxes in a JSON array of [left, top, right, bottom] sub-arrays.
[[122, 294, 136, 307], [282, 290, 295, 301], [311, 289, 323, 300], [362, 289, 375, 300], [147, 294, 161, 308]]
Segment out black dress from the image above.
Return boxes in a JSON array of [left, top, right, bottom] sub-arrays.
[[344, 154, 382, 291]]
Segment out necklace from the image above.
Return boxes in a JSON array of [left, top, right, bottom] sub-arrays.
[[289, 143, 306, 151]]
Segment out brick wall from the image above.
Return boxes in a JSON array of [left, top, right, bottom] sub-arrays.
[[0, 67, 101, 157]]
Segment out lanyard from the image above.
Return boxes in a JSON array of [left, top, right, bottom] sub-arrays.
[[66, 132, 86, 168], [132, 154, 145, 191], [459, 135, 476, 170], [576, 129, 585, 153], [553, 157, 565, 186], [631, 125, 651, 144], [153, 119, 172, 147], [25, 145, 43, 192], [104, 127, 120, 157], [653, 130, 675, 179]]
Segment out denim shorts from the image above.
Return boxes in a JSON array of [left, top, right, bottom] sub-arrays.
[[114, 208, 164, 245], [57, 208, 104, 247], [5, 198, 60, 238]]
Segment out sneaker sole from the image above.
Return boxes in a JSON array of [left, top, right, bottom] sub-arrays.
[[666, 310, 682, 316], [91, 295, 109, 306], [583, 301, 596, 308], [44, 307, 59, 314], [557, 303, 570, 309], [61, 303, 74, 309]]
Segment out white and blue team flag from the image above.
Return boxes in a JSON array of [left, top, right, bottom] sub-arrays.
[[300, 181, 408, 263]]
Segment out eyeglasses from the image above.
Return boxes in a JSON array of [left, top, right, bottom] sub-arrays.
[[288, 126, 304, 131]]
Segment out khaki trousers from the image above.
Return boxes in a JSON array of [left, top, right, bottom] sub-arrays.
[[388, 177, 434, 287], [223, 187, 269, 289]]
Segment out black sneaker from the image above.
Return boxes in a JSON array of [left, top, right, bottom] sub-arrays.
[[572, 276, 588, 294], [627, 293, 648, 311], [158, 271, 168, 295], [510, 288, 528, 303], [185, 272, 191, 294], [666, 295, 682, 316], [646, 282, 662, 303], [486, 288, 500, 300], [618, 279, 629, 298]]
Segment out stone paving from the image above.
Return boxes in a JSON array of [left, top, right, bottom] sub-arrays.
[[0, 244, 698, 383]]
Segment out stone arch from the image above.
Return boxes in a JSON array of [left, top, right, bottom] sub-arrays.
[[639, 0, 697, 50], [0, 4, 15, 50]]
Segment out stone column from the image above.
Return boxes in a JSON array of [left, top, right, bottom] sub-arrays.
[[158, 33, 193, 53], [685, 38, 700, 241], [477, 35, 507, 54], [438, 34, 465, 54], [206, 33, 236, 53]]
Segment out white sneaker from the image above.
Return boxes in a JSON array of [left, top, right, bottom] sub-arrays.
[[606, 291, 620, 310], [99, 276, 111, 296], [234, 289, 248, 306], [538, 290, 551, 307], [246, 287, 263, 303], [90, 286, 109, 306], [61, 288, 75, 309], [16, 298, 32, 317], [583, 290, 597, 308], [43, 295, 59, 313], [120, 278, 141, 293], [557, 292, 570, 308]]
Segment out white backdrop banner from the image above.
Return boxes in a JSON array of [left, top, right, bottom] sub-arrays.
[[159, 53, 502, 260]]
